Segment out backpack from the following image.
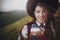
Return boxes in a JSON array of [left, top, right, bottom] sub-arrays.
[[19, 22, 32, 40]]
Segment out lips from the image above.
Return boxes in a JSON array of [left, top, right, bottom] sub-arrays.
[[38, 17, 44, 20], [38, 16, 45, 19]]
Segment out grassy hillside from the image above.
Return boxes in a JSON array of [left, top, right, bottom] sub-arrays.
[[0, 16, 32, 40], [0, 11, 27, 28]]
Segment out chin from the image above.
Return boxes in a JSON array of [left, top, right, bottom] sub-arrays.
[[39, 20, 45, 23]]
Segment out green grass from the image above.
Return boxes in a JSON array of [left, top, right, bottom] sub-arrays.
[[0, 12, 27, 27], [0, 16, 32, 40]]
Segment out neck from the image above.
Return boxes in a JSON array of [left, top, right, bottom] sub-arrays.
[[36, 20, 45, 26]]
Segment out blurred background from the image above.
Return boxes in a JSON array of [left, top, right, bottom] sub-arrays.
[[0, 0, 60, 40], [0, 0, 28, 27]]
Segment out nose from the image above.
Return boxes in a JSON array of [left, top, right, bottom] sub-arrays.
[[39, 11, 43, 16]]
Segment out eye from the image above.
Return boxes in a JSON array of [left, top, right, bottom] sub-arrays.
[[42, 10, 45, 12], [43, 10, 48, 14], [36, 10, 40, 13]]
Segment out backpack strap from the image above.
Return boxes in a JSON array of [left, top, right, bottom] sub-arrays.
[[27, 23, 31, 40], [19, 25, 25, 40]]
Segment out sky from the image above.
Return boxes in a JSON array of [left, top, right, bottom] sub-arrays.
[[0, 0, 60, 12], [0, 0, 28, 12]]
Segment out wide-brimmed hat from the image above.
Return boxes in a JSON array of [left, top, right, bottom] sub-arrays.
[[26, 0, 59, 17]]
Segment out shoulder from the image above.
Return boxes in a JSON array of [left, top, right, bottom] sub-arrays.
[[26, 20, 35, 26], [20, 21, 35, 32], [22, 21, 34, 30]]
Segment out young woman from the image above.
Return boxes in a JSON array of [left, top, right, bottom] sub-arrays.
[[18, 0, 59, 40]]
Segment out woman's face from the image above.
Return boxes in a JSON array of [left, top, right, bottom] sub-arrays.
[[34, 5, 48, 24]]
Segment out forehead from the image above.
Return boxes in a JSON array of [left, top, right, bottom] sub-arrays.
[[35, 5, 47, 11]]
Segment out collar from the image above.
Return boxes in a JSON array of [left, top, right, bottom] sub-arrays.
[[36, 20, 45, 26]]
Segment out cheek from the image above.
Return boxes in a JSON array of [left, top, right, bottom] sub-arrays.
[[35, 13, 37, 17], [44, 14, 48, 19], [34, 12, 48, 20], [35, 13, 39, 18]]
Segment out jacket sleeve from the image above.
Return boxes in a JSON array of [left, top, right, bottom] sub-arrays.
[[18, 25, 28, 40]]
